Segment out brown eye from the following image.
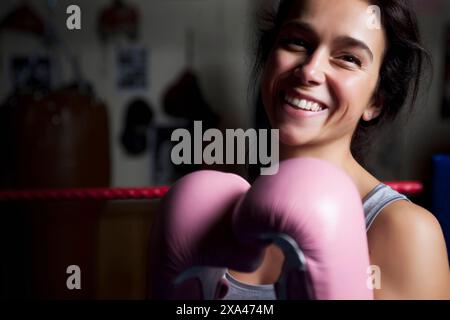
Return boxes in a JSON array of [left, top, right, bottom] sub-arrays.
[[340, 55, 362, 67], [280, 38, 310, 51]]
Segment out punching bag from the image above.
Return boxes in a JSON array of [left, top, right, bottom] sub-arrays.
[[8, 87, 110, 299]]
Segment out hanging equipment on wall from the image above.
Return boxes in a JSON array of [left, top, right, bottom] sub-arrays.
[[120, 98, 154, 155], [0, 1, 111, 299], [0, 2, 45, 36], [98, 0, 139, 42], [162, 29, 220, 129]]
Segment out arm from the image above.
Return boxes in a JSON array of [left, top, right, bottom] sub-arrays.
[[367, 201, 450, 299]]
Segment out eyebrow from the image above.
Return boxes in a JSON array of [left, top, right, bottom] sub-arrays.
[[282, 21, 319, 41], [281, 21, 374, 62], [334, 36, 374, 62]]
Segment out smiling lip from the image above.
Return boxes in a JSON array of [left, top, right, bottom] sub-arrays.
[[283, 90, 329, 110], [279, 90, 329, 119]]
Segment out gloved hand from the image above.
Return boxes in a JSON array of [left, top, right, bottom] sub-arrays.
[[233, 157, 373, 300], [149, 170, 254, 299]]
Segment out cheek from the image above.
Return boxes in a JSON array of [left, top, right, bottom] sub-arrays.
[[262, 51, 299, 104], [271, 50, 300, 73], [333, 75, 377, 114]]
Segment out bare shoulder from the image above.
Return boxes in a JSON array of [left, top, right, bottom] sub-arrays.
[[369, 201, 443, 240], [367, 200, 450, 299]]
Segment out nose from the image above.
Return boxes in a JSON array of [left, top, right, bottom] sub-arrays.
[[293, 49, 327, 86]]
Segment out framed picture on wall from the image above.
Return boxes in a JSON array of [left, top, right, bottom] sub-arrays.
[[443, 25, 450, 118], [117, 45, 148, 91], [10, 55, 51, 91]]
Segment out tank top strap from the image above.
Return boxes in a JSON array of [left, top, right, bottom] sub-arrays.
[[363, 183, 410, 231]]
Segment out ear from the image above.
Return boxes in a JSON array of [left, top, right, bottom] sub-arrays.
[[362, 96, 384, 122]]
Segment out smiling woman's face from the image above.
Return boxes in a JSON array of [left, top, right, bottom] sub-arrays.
[[262, 0, 386, 149]]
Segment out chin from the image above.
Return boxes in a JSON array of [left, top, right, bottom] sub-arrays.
[[278, 127, 314, 147]]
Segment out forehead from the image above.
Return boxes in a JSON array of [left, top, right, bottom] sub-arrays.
[[286, 0, 372, 26], [283, 0, 386, 56]]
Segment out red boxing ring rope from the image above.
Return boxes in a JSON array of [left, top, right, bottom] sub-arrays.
[[0, 181, 422, 202], [0, 186, 170, 201], [384, 181, 423, 194]]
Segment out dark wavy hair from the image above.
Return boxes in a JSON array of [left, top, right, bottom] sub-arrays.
[[250, 0, 431, 168]]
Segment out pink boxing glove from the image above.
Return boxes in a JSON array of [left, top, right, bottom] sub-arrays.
[[233, 157, 373, 300], [149, 170, 254, 299]]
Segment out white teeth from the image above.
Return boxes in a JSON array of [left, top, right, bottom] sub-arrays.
[[285, 95, 325, 112], [300, 99, 307, 109]]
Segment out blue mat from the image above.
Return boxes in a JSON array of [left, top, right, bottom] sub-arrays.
[[432, 154, 450, 261]]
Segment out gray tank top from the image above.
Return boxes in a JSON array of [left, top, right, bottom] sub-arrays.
[[222, 183, 409, 300]]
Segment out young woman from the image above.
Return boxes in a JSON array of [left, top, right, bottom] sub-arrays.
[[226, 0, 450, 299]]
